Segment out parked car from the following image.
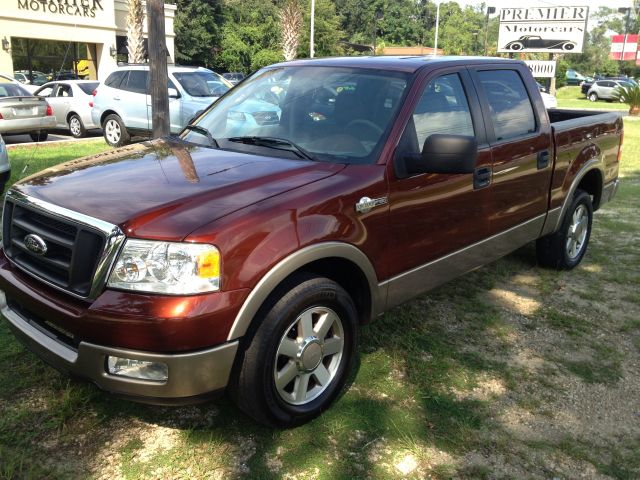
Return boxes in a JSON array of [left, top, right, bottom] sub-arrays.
[[0, 77, 55, 142], [587, 80, 633, 102], [541, 91, 557, 109], [582, 76, 637, 96], [222, 72, 245, 85], [504, 35, 577, 51], [0, 56, 622, 427], [92, 65, 233, 147], [33, 80, 100, 138], [14, 70, 48, 86], [566, 69, 586, 86], [0, 133, 10, 192], [50, 71, 81, 81]]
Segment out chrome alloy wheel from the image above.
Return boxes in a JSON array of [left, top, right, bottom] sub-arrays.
[[274, 306, 344, 406], [69, 116, 82, 137], [104, 119, 121, 144], [566, 204, 589, 260]]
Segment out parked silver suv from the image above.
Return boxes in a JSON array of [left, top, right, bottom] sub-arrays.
[[92, 65, 232, 147], [587, 80, 633, 102]]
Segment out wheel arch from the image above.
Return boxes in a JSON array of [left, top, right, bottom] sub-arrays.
[[551, 161, 603, 234], [66, 111, 79, 124], [226, 242, 383, 341], [100, 109, 121, 126]]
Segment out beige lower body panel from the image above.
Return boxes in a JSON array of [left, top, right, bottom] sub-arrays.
[[382, 214, 546, 310]]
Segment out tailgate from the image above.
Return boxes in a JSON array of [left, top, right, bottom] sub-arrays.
[[0, 97, 47, 120]]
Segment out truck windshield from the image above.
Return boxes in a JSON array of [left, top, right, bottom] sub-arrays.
[[182, 66, 410, 164]]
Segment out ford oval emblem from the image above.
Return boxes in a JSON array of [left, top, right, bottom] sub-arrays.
[[24, 234, 48, 256]]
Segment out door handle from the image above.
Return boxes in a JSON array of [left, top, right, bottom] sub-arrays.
[[113, 96, 121, 101], [537, 150, 550, 169], [473, 166, 492, 189]]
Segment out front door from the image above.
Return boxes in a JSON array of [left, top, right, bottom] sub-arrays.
[[386, 68, 491, 307]]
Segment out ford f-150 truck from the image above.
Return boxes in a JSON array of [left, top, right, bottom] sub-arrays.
[[0, 57, 622, 427]]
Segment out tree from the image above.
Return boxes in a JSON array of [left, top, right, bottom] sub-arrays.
[[126, 0, 146, 63], [298, 0, 344, 57], [174, 0, 222, 67], [280, 0, 303, 61]]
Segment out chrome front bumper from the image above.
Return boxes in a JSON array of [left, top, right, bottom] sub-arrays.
[[0, 289, 238, 401]]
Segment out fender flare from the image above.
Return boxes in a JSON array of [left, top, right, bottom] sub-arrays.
[[226, 242, 383, 341], [549, 158, 604, 234]]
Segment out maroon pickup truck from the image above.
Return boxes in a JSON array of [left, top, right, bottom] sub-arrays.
[[0, 57, 622, 427]]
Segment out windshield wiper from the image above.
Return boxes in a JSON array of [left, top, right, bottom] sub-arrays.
[[227, 136, 315, 161], [183, 124, 219, 148]]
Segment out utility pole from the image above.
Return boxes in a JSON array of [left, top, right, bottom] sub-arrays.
[[618, 7, 632, 76], [483, 6, 495, 56], [433, 1, 440, 56], [373, 9, 383, 55], [310, 0, 315, 58], [147, 0, 169, 139]]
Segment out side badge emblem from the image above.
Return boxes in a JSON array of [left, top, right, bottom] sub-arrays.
[[24, 234, 48, 256], [355, 196, 388, 214]]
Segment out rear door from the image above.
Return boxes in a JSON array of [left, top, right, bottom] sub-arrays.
[[51, 83, 73, 127], [119, 70, 150, 131], [469, 65, 553, 236]]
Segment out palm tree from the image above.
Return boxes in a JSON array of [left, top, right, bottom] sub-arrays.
[[127, 0, 146, 63], [612, 84, 640, 116], [279, 0, 303, 61]]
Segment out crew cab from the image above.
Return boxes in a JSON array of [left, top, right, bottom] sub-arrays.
[[0, 57, 622, 427]]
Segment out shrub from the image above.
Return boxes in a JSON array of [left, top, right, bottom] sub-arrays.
[[612, 84, 640, 116]]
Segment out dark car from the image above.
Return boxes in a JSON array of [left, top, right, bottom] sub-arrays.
[[504, 35, 577, 51]]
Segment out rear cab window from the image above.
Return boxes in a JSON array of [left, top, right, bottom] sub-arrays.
[[477, 70, 536, 141]]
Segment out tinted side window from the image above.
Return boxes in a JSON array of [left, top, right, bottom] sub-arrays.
[[122, 71, 148, 94], [478, 70, 536, 141], [105, 71, 126, 88], [403, 73, 475, 152]]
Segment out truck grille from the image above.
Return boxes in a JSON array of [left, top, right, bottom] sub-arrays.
[[2, 191, 124, 299]]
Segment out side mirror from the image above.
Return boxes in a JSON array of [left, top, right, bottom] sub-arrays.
[[187, 109, 204, 125], [168, 87, 180, 99], [402, 134, 477, 176]]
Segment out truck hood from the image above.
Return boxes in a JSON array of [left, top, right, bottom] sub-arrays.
[[14, 138, 344, 240]]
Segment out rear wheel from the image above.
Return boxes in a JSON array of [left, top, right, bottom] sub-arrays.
[[29, 131, 48, 142], [102, 114, 130, 147], [536, 189, 593, 270], [68, 114, 86, 138], [588, 92, 598, 102], [229, 274, 358, 427]]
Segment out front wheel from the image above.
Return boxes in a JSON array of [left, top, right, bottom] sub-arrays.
[[589, 92, 598, 102], [229, 275, 358, 427], [536, 189, 593, 270], [102, 114, 130, 147]]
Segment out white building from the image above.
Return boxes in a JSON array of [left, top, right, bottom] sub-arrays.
[[0, 0, 176, 81]]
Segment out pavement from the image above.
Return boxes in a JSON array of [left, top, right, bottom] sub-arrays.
[[3, 129, 104, 148]]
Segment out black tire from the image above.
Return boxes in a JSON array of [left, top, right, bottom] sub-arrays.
[[102, 114, 130, 147], [68, 113, 86, 138], [536, 189, 593, 270], [589, 92, 598, 102], [229, 274, 358, 427], [29, 131, 48, 142]]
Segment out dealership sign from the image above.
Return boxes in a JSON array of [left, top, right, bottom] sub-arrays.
[[17, 0, 104, 18], [524, 60, 556, 78], [498, 6, 589, 54]]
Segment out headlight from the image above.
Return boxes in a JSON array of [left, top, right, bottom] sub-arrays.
[[107, 239, 221, 294]]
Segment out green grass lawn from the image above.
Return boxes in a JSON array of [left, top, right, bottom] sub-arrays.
[[1, 127, 639, 479], [556, 85, 629, 111], [5, 139, 111, 187]]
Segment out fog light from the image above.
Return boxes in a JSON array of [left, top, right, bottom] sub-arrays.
[[106, 356, 168, 381]]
